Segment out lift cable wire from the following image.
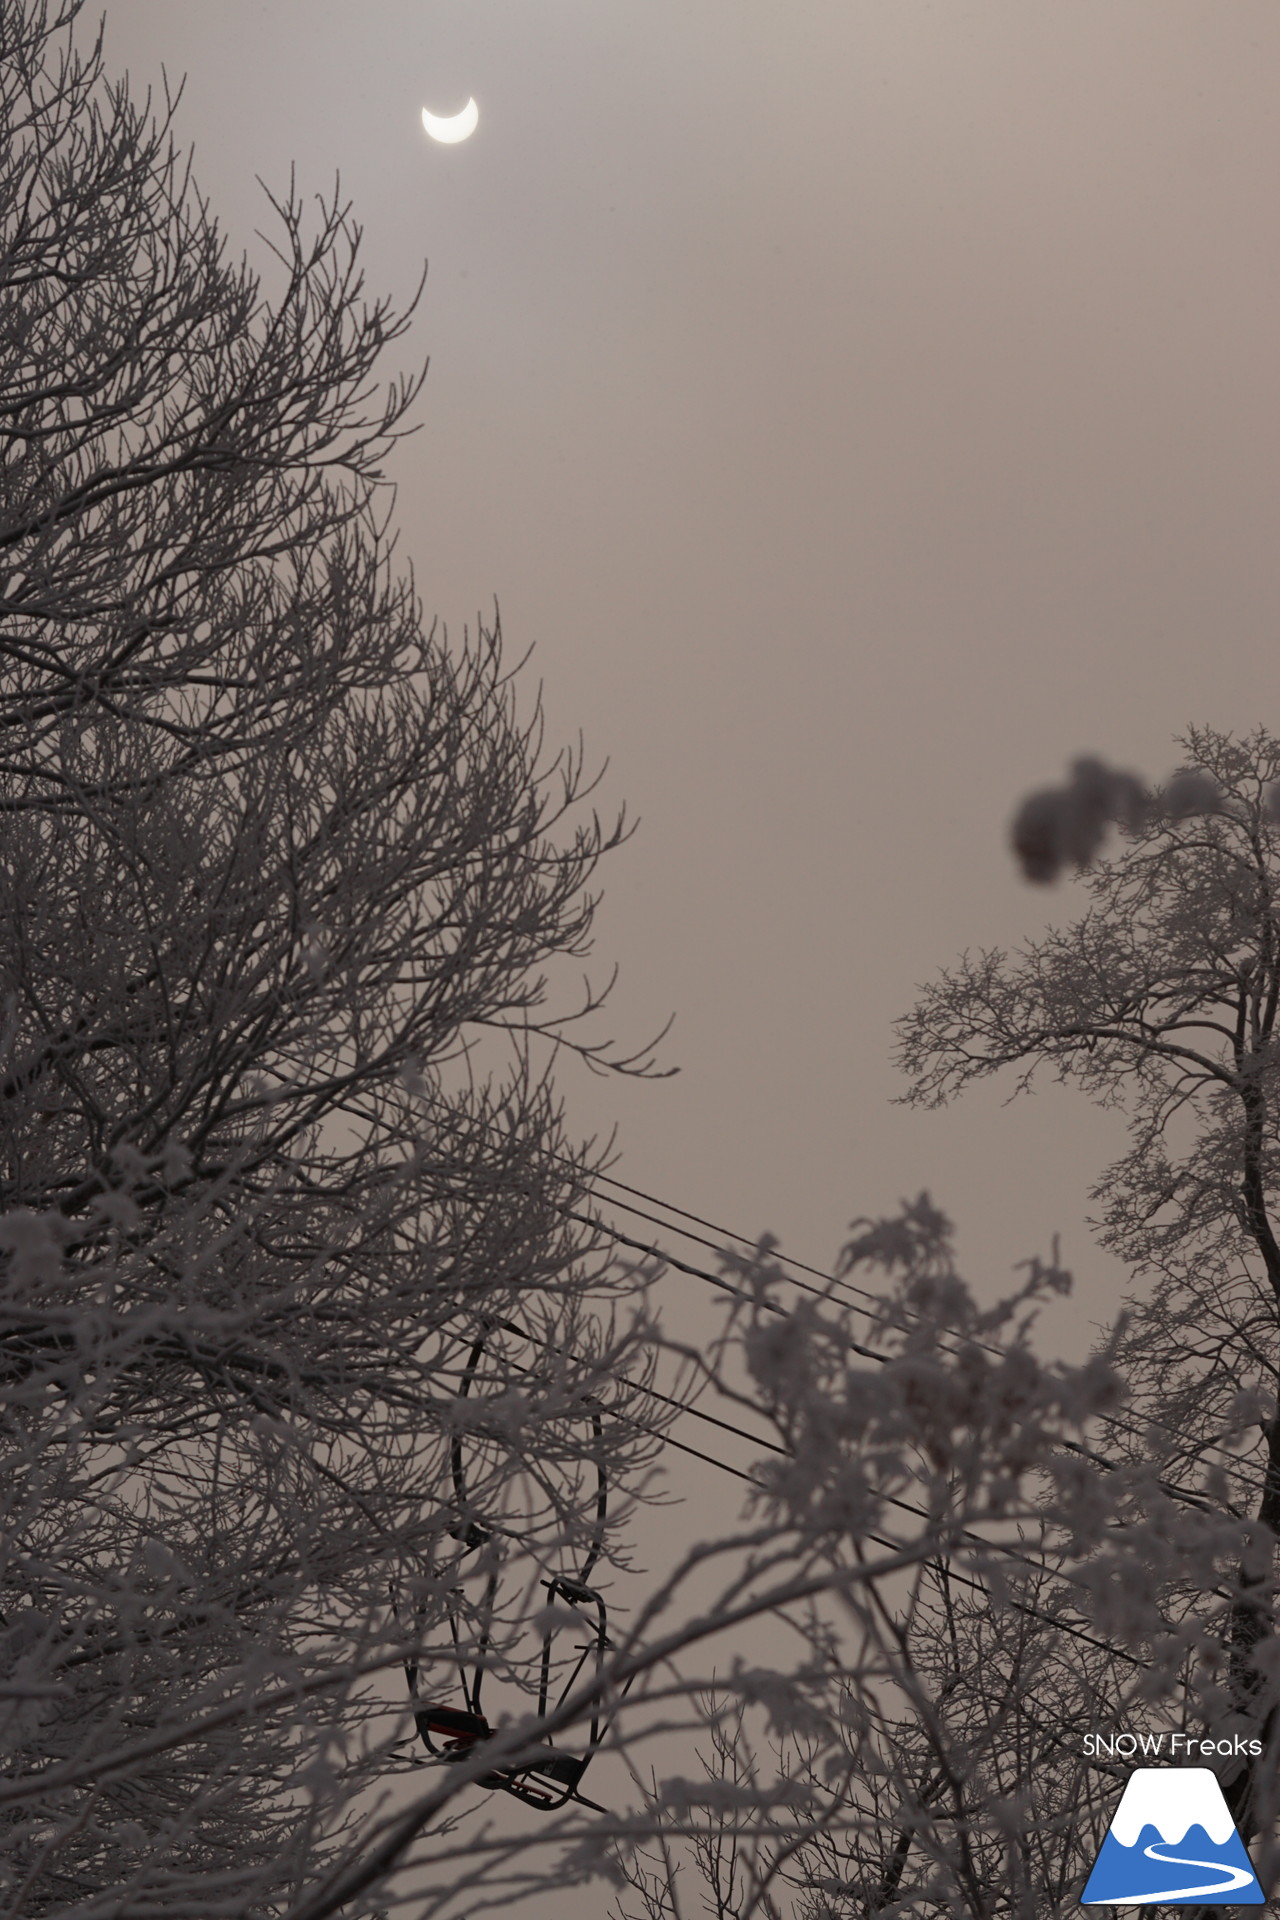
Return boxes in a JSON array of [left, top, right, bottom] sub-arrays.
[[577, 1175, 1264, 1500], [408, 1136, 1252, 1729], [427, 1190, 1234, 1672], [480, 1311, 1150, 1673], [468, 1120, 1263, 1498], [587, 1182, 1258, 1497], [425, 1316, 1160, 1852], [555, 1199, 1252, 1523]]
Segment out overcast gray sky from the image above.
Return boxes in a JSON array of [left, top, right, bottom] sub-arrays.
[[95, 1, 1280, 1364], [90, 0, 1280, 1899]]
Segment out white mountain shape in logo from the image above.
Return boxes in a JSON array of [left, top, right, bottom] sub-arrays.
[[1109, 1768, 1236, 1848], [1081, 1767, 1264, 1906]]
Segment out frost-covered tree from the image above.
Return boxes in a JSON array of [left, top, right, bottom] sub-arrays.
[[602, 731, 1280, 1920], [599, 1215, 1244, 1920], [268, 1202, 1138, 1920], [0, 2, 672, 1910], [895, 725, 1280, 1833], [4, 5, 1265, 1915]]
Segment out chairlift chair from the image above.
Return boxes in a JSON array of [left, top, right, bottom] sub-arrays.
[[404, 1322, 628, 1811]]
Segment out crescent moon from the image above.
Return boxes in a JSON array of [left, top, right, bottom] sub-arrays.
[[421, 98, 479, 144]]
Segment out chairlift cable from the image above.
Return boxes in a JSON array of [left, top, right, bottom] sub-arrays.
[[481, 1314, 1148, 1671], [448, 1114, 1261, 1495], [577, 1182, 1261, 1499], [406, 1138, 1247, 1776], [552, 1200, 1251, 1520]]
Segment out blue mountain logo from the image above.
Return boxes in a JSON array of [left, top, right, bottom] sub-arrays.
[[1082, 1767, 1263, 1905]]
